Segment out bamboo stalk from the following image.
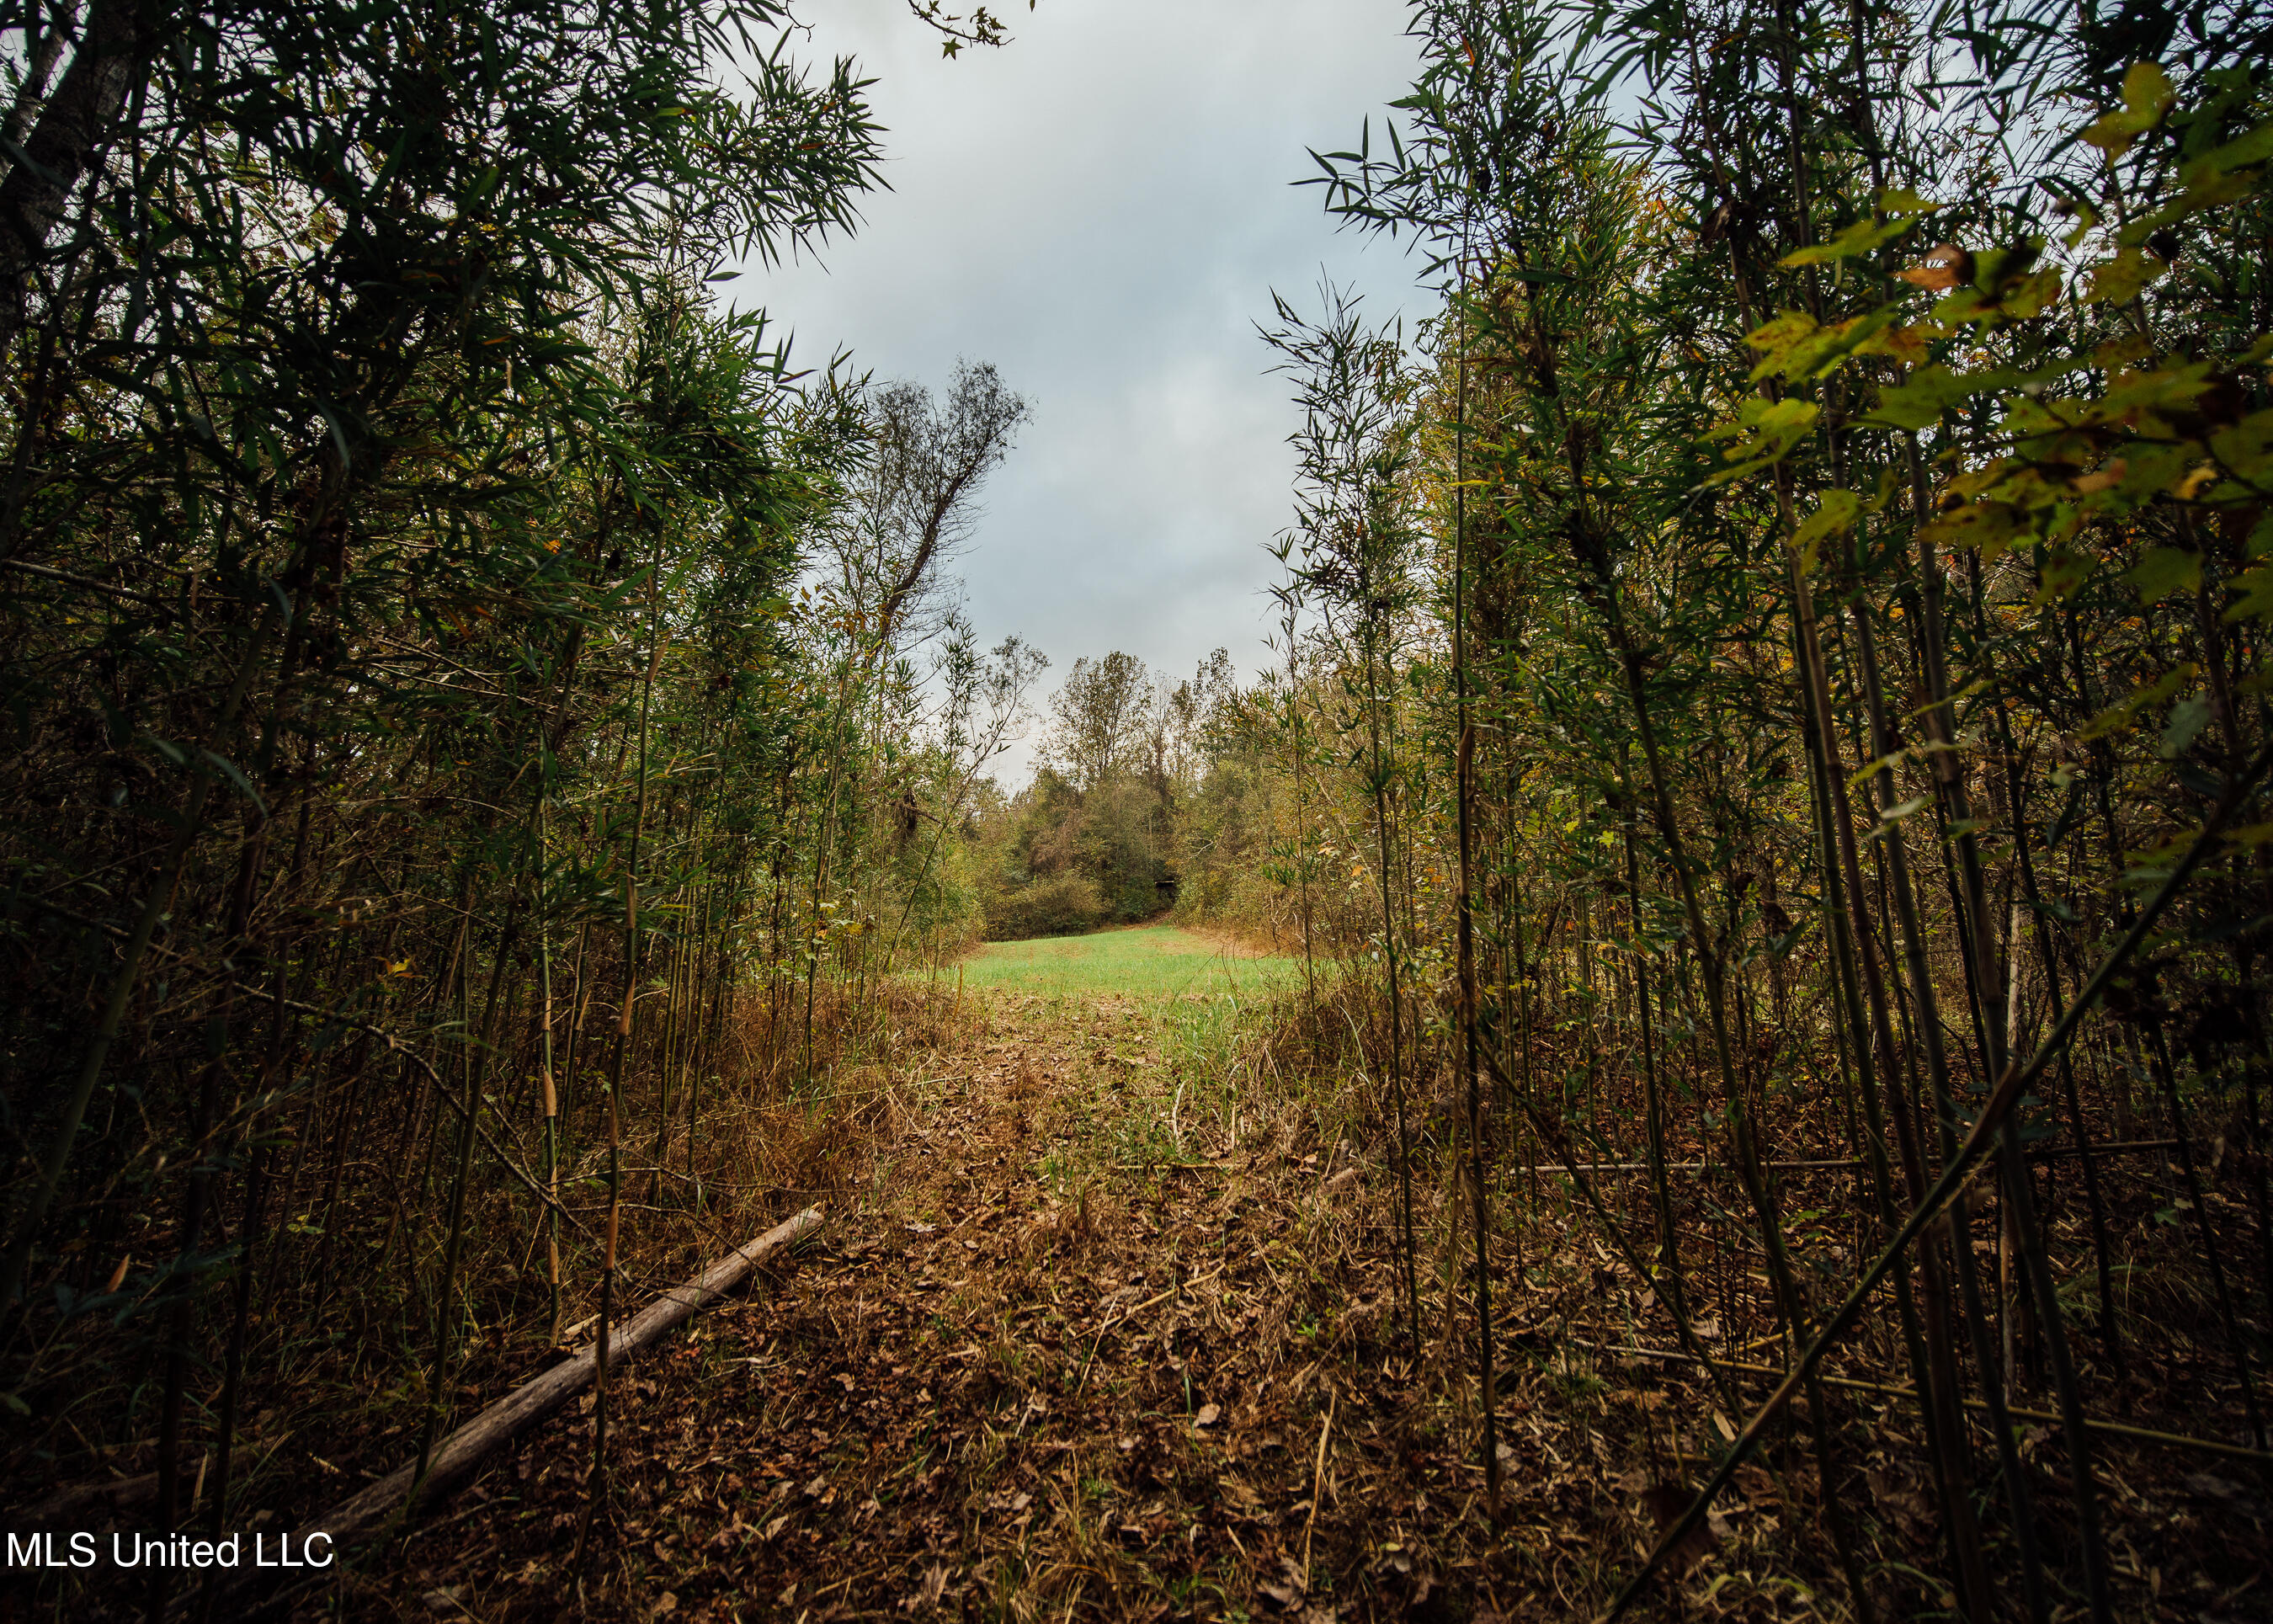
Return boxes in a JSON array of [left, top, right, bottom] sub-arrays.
[[1605, 738, 2273, 1620]]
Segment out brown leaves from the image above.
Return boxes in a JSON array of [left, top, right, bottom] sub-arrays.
[[1867, 1467, 1935, 1545], [898, 1562, 949, 1611], [1896, 242, 1972, 291], [380, 992, 1802, 1619], [1258, 1553, 1314, 1610]]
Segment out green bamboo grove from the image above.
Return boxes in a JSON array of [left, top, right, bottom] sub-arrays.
[[1243, 0, 2273, 1614], [0, 0, 1036, 1579], [4, 0, 2273, 1615]]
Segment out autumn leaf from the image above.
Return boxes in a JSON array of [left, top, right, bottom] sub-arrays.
[[2126, 547, 2201, 606], [2082, 61, 2176, 160], [1896, 242, 1969, 291]]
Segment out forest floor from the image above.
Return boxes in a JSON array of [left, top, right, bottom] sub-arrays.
[[353, 928, 1552, 1623], [336, 929, 2273, 1624]]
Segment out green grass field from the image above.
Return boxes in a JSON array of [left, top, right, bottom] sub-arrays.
[[950, 924, 1302, 1002]]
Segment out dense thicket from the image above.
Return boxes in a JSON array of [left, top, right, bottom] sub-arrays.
[[0, 0, 1039, 1587], [12, 0, 2273, 1614], [1227, 0, 2273, 1614]]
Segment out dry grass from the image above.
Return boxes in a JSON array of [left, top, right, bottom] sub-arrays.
[[44, 966, 2261, 1622]]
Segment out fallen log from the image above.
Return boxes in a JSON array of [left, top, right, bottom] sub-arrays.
[[237, 1205, 822, 1598]]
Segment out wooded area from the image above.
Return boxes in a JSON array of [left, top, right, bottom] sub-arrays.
[[1216, 0, 2273, 1616], [3, 0, 2272, 1617], [0, 0, 1045, 1608]]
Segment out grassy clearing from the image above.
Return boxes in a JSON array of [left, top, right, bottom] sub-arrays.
[[945, 925, 1312, 1182], [950, 923, 1304, 1003]]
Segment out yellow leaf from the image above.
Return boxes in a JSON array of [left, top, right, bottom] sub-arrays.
[[2081, 61, 2176, 161], [1791, 489, 1864, 576], [1704, 398, 1820, 485], [1742, 311, 1818, 380]]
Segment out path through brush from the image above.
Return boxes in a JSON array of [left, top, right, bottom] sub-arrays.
[[360, 932, 1663, 1621], [368, 928, 1527, 1610], [333, 930, 2273, 1621]]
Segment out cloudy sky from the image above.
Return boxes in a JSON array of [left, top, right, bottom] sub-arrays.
[[735, 0, 1430, 783]]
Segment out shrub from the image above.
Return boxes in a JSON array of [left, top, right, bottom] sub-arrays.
[[982, 873, 1106, 940]]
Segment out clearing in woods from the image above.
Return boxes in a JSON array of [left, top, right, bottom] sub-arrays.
[[379, 925, 1541, 1621], [337, 926, 2268, 1621], [953, 924, 1302, 1001]]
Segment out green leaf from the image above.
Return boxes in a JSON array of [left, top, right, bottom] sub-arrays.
[[2082, 61, 2176, 161], [2119, 118, 2273, 241], [2085, 245, 2165, 306], [1925, 498, 2028, 563], [1877, 187, 1939, 218], [2126, 547, 2201, 605], [201, 749, 269, 817], [2180, 116, 2273, 187], [2161, 696, 2213, 758], [2223, 565, 2273, 624], [2210, 410, 2273, 490], [1703, 397, 1820, 486], [1846, 749, 1906, 791], [1866, 365, 2002, 432], [1791, 489, 1864, 575], [1780, 216, 1916, 268], [2079, 663, 2196, 739]]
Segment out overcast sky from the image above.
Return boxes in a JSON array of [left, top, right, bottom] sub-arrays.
[[736, 0, 1429, 784]]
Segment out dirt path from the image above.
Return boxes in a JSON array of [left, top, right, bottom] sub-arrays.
[[334, 966, 2273, 1624], [365, 982, 1525, 1623]]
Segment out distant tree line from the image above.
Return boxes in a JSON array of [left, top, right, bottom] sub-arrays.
[[967, 647, 1261, 939]]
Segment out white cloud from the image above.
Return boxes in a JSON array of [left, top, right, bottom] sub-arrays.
[[737, 0, 1429, 782]]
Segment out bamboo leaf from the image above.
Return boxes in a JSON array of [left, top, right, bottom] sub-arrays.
[[2082, 61, 2176, 160], [2079, 663, 2196, 739], [2127, 547, 2201, 606]]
